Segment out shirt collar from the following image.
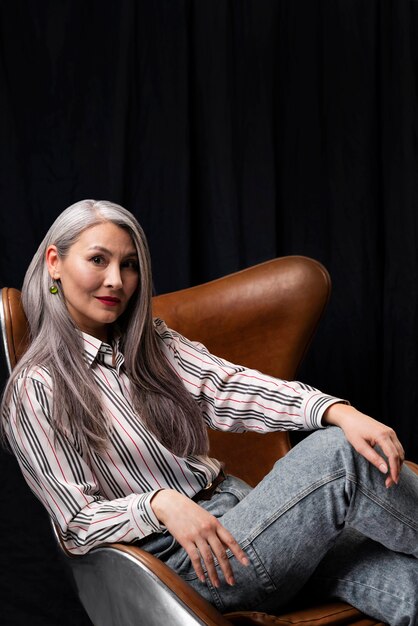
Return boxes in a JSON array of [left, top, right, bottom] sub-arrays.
[[80, 331, 125, 372]]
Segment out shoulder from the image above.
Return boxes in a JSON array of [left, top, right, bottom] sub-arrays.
[[15, 363, 53, 392], [152, 318, 181, 355], [152, 317, 210, 361], [153, 318, 199, 350], [153, 317, 172, 341]]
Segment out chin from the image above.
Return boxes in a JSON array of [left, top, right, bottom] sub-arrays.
[[100, 314, 120, 325]]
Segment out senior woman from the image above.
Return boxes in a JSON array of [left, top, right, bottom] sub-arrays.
[[2, 200, 417, 624]]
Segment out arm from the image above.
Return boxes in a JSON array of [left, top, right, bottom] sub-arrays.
[[157, 321, 405, 487], [155, 319, 344, 433], [6, 371, 163, 554]]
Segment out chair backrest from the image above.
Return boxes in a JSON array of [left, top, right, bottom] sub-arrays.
[[153, 256, 331, 484], [1, 286, 29, 371], [0, 255, 331, 486]]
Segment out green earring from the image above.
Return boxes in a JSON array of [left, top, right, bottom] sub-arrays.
[[49, 282, 59, 295]]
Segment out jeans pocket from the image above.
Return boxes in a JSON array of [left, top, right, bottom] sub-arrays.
[[183, 539, 278, 613], [218, 475, 253, 501], [201, 475, 253, 519]]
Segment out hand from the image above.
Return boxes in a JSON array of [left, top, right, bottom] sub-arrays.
[[323, 404, 405, 488], [150, 489, 249, 587]]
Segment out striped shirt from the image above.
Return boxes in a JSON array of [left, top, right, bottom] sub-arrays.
[[5, 318, 341, 555]]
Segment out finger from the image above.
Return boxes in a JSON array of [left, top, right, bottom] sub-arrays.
[[385, 475, 394, 489], [354, 438, 400, 489], [355, 439, 389, 475], [196, 539, 221, 588], [377, 435, 403, 485], [395, 436, 405, 460], [217, 525, 249, 567], [187, 543, 207, 584], [206, 535, 236, 586], [385, 448, 400, 485], [383, 449, 398, 488], [394, 438, 405, 465]]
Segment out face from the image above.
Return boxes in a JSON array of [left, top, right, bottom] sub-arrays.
[[46, 222, 139, 342]]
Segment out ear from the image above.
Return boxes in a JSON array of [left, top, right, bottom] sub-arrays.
[[45, 245, 61, 280]]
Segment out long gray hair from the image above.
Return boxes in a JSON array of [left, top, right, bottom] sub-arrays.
[[1, 200, 209, 458]]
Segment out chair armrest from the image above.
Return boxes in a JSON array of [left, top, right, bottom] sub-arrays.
[[225, 603, 383, 625], [66, 541, 232, 626], [114, 543, 232, 625]]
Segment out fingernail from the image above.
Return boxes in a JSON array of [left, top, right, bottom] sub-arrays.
[[242, 556, 250, 566], [379, 463, 388, 473], [200, 575, 206, 584], [228, 577, 235, 586]]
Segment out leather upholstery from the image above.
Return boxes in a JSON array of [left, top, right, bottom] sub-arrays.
[[1, 286, 29, 370], [226, 606, 387, 625], [153, 256, 331, 486], [3, 256, 413, 625]]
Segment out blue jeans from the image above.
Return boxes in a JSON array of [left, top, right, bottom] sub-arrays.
[[143, 427, 418, 625]]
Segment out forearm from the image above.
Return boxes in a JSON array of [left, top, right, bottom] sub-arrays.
[[6, 377, 163, 554], [63, 491, 162, 554], [157, 320, 345, 432], [9, 433, 163, 554]]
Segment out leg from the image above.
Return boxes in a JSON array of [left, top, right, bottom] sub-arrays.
[[308, 527, 418, 625], [162, 427, 417, 620]]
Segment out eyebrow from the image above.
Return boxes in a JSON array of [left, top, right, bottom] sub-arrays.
[[87, 245, 138, 257]]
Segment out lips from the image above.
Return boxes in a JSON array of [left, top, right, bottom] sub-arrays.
[[95, 296, 121, 307]]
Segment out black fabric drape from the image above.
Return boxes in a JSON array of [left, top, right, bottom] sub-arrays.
[[1, 2, 418, 624]]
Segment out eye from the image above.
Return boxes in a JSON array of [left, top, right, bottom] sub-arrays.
[[122, 258, 139, 271], [90, 255, 105, 266]]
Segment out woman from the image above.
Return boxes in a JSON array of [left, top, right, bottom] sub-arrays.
[[2, 200, 417, 624]]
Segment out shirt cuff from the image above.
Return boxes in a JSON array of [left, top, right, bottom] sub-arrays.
[[301, 394, 349, 429], [130, 491, 164, 538]]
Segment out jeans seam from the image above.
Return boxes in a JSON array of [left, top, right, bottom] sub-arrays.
[[248, 540, 277, 590], [244, 469, 346, 544], [348, 477, 418, 531], [317, 575, 417, 606]]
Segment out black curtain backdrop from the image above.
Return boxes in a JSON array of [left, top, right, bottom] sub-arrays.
[[1, 1, 418, 624]]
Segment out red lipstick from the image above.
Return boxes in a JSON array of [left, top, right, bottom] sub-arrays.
[[95, 296, 121, 307]]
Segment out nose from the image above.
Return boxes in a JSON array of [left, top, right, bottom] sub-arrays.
[[104, 262, 123, 289]]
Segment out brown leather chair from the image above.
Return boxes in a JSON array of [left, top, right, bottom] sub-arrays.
[[3, 256, 414, 626]]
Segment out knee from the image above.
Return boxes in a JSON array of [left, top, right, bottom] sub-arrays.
[[285, 426, 354, 471], [310, 425, 350, 453], [307, 426, 359, 468]]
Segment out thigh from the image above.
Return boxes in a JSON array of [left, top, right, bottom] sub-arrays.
[[174, 429, 353, 612]]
